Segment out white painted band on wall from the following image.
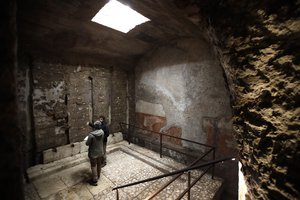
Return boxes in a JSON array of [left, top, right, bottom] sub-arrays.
[[136, 100, 166, 117]]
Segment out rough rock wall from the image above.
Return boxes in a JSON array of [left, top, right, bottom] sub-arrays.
[[190, 0, 300, 199]]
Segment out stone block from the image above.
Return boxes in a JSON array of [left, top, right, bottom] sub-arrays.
[[80, 141, 88, 153], [107, 132, 123, 145], [42, 133, 123, 164], [43, 142, 81, 163]]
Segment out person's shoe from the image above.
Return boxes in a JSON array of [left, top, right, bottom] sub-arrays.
[[89, 180, 98, 186]]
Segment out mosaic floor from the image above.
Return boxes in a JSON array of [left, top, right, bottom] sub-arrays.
[[24, 141, 222, 200]]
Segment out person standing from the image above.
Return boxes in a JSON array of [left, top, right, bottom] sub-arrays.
[[87, 115, 110, 165], [85, 121, 104, 186]]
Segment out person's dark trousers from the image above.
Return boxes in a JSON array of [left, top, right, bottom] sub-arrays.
[[90, 156, 102, 184], [103, 142, 107, 163]]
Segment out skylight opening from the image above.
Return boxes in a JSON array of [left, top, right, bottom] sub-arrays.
[[91, 0, 150, 33]]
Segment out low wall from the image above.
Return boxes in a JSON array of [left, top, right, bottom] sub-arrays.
[[43, 132, 123, 164]]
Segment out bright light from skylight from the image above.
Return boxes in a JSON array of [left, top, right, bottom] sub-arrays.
[[91, 0, 150, 33]]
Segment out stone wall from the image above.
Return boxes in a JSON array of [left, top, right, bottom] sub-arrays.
[[32, 63, 69, 153], [111, 68, 129, 133], [135, 37, 238, 198], [16, 61, 131, 164], [17, 59, 34, 167], [191, 0, 300, 199], [136, 37, 235, 155], [0, 1, 24, 199]]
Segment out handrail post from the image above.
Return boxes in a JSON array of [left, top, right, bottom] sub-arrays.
[[187, 171, 191, 200], [119, 122, 124, 142], [212, 147, 215, 179], [160, 133, 162, 158], [112, 156, 235, 199], [128, 124, 131, 144], [116, 189, 119, 200]]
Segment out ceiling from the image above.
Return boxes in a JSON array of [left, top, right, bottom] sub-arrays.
[[18, 0, 204, 69]]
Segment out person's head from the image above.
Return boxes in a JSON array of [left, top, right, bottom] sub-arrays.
[[99, 116, 105, 123], [93, 120, 101, 130]]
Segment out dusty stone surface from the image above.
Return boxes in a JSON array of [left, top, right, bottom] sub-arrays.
[[178, 0, 300, 199]]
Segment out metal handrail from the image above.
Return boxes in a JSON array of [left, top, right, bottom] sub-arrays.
[[116, 122, 222, 199], [112, 157, 235, 197], [175, 166, 212, 200], [119, 122, 216, 175], [119, 122, 216, 176], [119, 122, 214, 148], [145, 148, 214, 199]]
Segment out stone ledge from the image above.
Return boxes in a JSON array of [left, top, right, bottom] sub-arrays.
[[42, 132, 123, 164], [29, 132, 123, 181]]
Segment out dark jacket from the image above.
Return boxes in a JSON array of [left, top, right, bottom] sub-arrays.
[[86, 129, 104, 159], [88, 122, 110, 143]]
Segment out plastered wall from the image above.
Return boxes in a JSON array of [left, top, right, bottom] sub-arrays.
[[135, 37, 236, 155], [135, 37, 238, 199]]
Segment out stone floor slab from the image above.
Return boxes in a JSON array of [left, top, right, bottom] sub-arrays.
[[24, 182, 40, 200], [87, 174, 114, 196], [70, 183, 94, 200], [43, 188, 81, 200], [59, 162, 90, 187], [33, 175, 68, 198]]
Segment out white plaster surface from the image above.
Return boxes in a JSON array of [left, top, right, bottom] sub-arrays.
[[136, 37, 232, 146], [136, 100, 166, 117]]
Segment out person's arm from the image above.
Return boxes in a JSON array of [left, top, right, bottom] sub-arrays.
[[87, 122, 94, 129], [86, 135, 92, 146]]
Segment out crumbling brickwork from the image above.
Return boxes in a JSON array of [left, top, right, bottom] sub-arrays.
[[32, 63, 68, 152], [111, 67, 129, 133], [17, 61, 131, 164]]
